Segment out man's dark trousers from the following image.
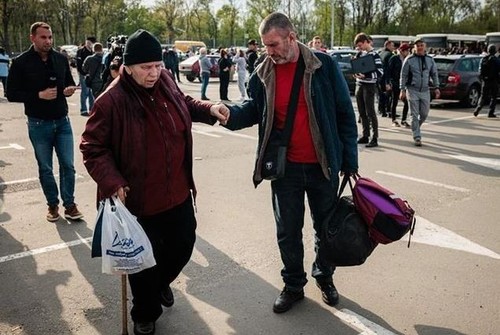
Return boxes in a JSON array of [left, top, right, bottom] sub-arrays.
[[271, 162, 338, 291]]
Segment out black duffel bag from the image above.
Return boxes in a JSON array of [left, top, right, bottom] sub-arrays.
[[320, 175, 377, 267]]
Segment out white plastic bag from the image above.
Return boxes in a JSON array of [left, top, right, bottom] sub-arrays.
[[100, 196, 156, 275]]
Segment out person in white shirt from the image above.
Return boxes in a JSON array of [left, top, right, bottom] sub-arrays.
[[233, 48, 247, 100]]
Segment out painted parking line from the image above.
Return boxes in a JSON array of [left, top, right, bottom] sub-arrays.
[[485, 142, 500, 147], [0, 236, 92, 264], [375, 170, 469, 193], [334, 308, 396, 335], [0, 174, 84, 187], [449, 154, 500, 171], [0, 143, 25, 150], [425, 115, 474, 125], [192, 125, 257, 140], [403, 216, 500, 260]]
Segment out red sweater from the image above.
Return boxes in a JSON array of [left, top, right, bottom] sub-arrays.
[[274, 61, 318, 163]]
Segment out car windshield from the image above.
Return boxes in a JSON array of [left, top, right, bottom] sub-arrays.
[[434, 59, 455, 72]]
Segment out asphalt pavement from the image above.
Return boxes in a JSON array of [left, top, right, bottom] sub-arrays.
[[0, 77, 499, 335]]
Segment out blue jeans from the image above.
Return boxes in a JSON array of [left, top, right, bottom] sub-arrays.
[[27, 116, 76, 208], [200, 72, 210, 98], [79, 73, 94, 112], [271, 162, 338, 291]]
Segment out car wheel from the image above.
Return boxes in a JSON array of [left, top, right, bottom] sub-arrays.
[[462, 84, 480, 108], [186, 75, 196, 82]]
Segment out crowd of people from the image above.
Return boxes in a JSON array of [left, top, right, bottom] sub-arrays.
[[3, 14, 499, 335]]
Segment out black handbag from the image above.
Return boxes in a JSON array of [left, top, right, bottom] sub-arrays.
[[260, 53, 305, 181], [320, 175, 377, 267]]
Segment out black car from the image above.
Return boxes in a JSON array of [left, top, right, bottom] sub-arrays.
[[329, 49, 357, 93], [431, 54, 498, 108]]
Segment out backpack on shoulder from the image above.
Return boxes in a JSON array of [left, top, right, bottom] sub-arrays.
[[352, 175, 416, 246]]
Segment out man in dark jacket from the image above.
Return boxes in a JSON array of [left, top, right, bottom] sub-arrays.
[[378, 40, 395, 117], [76, 36, 95, 116], [82, 42, 104, 99], [246, 39, 258, 74], [7, 22, 83, 222], [80, 29, 228, 335], [473, 44, 499, 118], [385, 43, 411, 127], [224, 12, 358, 314]]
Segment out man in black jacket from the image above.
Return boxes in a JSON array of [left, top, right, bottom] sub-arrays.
[[76, 36, 95, 116], [246, 39, 258, 74], [6, 22, 83, 222], [473, 44, 499, 118]]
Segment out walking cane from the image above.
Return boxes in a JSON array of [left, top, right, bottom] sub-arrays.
[[121, 274, 129, 335]]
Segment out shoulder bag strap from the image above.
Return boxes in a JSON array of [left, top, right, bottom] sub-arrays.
[[280, 52, 305, 146]]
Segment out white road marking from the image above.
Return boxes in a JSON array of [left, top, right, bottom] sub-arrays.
[[449, 154, 500, 171], [375, 170, 470, 193], [192, 129, 221, 138], [0, 237, 92, 264], [402, 216, 500, 260], [192, 125, 257, 140], [425, 115, 474, 125], [485, 142, 500, 147], [0, 174, 84, 186], [0, 143, 25, 150], [334, 308, 396, 335], [379, 127, 401, 133]]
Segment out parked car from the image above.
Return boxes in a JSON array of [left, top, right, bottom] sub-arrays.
[[431, 54, 497, 108], [179, 55, 234, 82], [329, 49, 357, 93]]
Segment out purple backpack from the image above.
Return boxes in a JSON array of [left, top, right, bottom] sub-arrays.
[[352, 176, 416, 245]]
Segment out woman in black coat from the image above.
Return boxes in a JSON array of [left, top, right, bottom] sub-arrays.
[[218, 49, 232, 101]]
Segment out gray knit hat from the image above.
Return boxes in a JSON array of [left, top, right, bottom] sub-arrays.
[[123, 29, 162, 66]]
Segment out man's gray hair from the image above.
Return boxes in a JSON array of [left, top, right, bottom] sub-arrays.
[[259, 12, 296, 36]]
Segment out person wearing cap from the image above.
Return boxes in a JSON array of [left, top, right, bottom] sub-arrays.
[[400, 38, 440, 146], [385, 43, 411, 127], [80, 29, 229, 335], [246, 39, 259, 74], [473, 44, 499, 118], [76, 35, 96, 116]]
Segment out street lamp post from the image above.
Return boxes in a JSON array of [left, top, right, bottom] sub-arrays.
[[330, 0, 335, 48]]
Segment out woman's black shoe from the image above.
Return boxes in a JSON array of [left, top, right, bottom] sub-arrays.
[[134, 321, 155, 335], [160, 286, 174, 307]]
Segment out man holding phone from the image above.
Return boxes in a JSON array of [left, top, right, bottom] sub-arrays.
[[7, 21, 83, 222]]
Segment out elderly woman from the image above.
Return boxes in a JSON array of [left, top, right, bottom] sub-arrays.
[[80, 30, 229, 335]]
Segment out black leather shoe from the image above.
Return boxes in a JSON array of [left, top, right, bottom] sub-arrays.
[[160, 285, 174, 307], [273, 288, 304, 313], [316, 282, 339, 306], [357, 136, 369, 144], [134, 321, 155, 335], [365, 139, 378, 148]]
